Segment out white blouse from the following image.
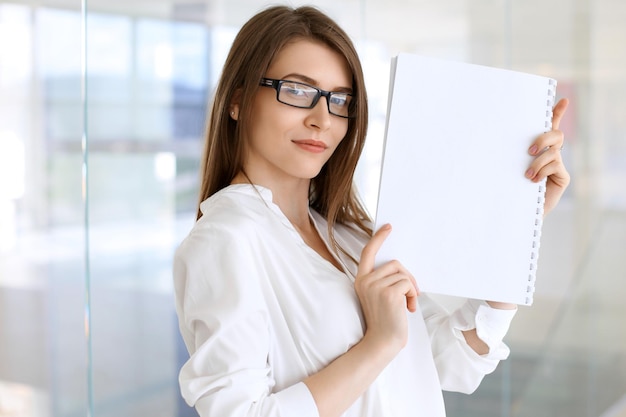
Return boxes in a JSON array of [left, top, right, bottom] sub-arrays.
[[174, 184, 517, 417]]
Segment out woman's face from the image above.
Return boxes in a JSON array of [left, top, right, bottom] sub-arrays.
[[241, 39, 352, 186]]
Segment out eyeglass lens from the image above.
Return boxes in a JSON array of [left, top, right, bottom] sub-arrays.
[[278, 81, 351, 117]]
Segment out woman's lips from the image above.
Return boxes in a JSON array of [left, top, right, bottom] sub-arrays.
[[292, 139, 328, 153]]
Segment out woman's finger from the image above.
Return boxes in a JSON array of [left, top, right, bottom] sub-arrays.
[[529, 158, 569, 186], [528, 98, 568, 155], [526, 145, 562, 180], [366, 271, 419, 312], [551, 98, 568, 131], [358, 224, 392, 277], [528, 129, 565, 156], [400, 279, 419, 312]]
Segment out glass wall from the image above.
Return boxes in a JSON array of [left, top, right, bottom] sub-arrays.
[[84, 5, 210, 416], [0, 0, 624, 416], [0, 2, 89, 417]]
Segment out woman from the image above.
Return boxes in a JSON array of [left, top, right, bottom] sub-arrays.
[[173, 5, 570, 417]]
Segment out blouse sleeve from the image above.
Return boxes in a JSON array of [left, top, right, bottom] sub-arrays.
[[420, 295, 517, 394], [173, 226, 319, 417]]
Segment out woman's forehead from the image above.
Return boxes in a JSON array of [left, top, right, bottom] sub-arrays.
[[267, 39, 352, 88]]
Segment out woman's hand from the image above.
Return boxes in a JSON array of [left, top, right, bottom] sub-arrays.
[[525, 98, 571, 216], [304, 225, 418, 417], [354, 224, 419, 356]]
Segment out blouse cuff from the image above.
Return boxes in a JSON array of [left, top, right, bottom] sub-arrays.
[[450, 299, 517, 360], [273, 382, 319, 417]]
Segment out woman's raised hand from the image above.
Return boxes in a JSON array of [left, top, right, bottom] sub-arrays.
[[354, 224, 419, 355], [526, 98, 571, 216]]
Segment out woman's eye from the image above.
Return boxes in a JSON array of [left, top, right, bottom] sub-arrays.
[[330, 95, 347, 107], [287, 87, 306, 96], [283, 83, 309, 97]]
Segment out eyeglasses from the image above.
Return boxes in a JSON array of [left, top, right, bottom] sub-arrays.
[[259, 78, 354, 118]]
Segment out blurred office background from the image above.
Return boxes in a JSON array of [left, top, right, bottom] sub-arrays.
[[0, 0, 624, 416]]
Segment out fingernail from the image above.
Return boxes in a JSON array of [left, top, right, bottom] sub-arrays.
[[525, 168, 534, 178], [529, 145, 538, 155]]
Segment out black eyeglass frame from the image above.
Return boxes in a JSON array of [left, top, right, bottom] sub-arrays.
[[259, 77, 355, 119]]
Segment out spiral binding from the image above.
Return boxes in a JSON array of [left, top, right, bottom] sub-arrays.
[[526, 78, 557, 305], [544, 79, 557, 131]]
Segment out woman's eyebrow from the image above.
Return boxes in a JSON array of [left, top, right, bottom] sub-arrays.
[[282, 72, 353, 93]]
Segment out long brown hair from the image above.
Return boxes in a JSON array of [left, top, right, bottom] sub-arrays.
[[197, 5, 372, 257]]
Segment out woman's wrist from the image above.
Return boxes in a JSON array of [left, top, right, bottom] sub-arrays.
[[485, 300, 517, 310], [359, 331, 404, 364]]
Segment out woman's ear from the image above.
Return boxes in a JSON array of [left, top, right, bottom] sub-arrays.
[[229, 89, 242, 120]]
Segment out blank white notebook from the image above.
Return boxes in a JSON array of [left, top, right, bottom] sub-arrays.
[[374, 53, 557, 306]]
